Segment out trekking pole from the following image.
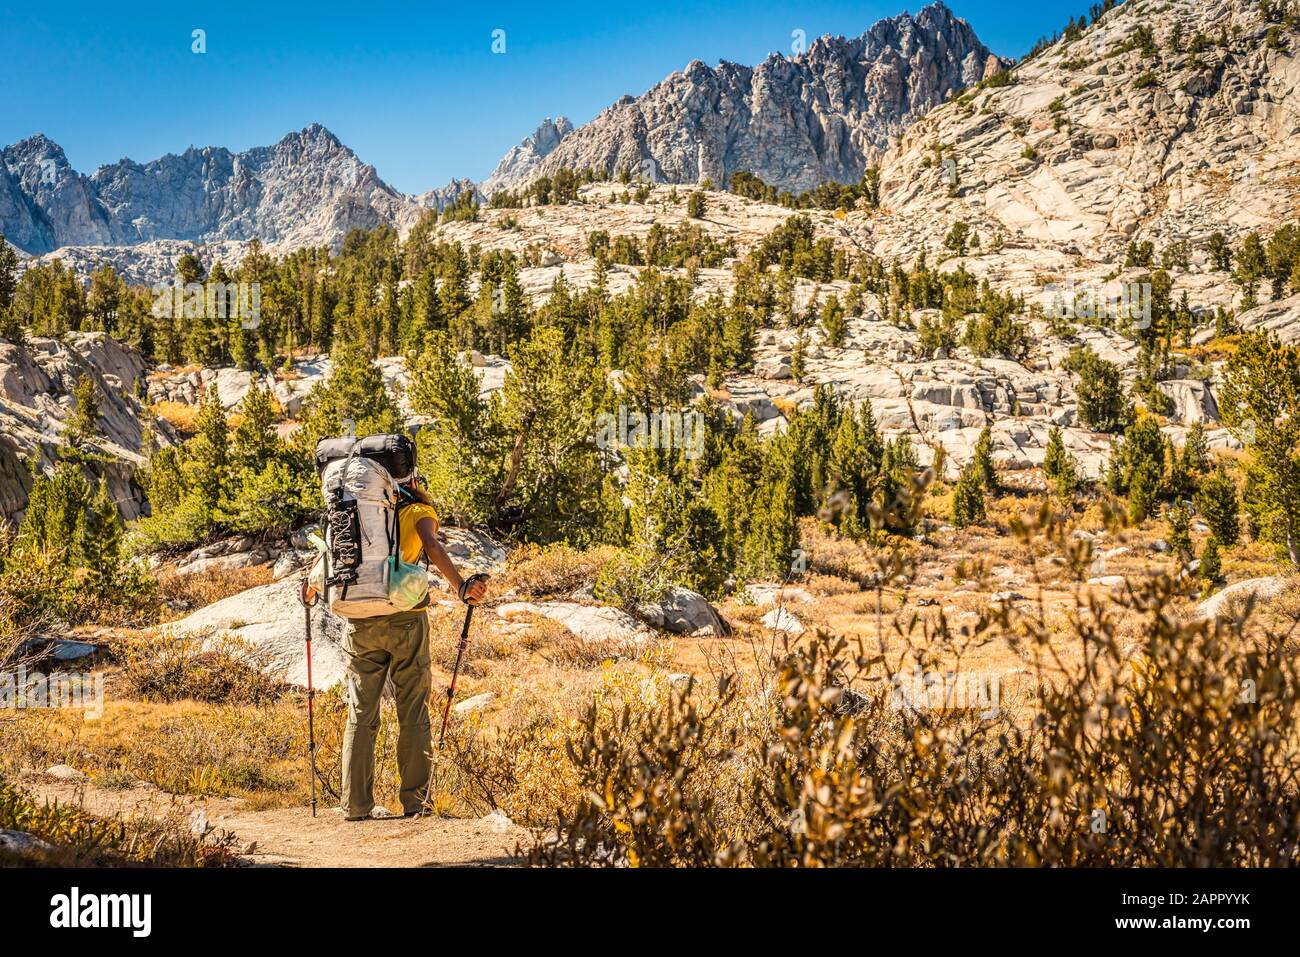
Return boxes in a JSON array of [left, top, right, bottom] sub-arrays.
[[438, 573, 489, 748], [299, 578, 320, 818]]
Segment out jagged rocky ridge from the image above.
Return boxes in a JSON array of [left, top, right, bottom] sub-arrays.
[[483, 2, 1005, 195]]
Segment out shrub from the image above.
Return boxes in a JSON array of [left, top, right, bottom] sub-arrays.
[[527, 511, 1300, 866], [0, 774, 237, 866], [117, 630, 288, 705], [1199, 535, 1222, 586]]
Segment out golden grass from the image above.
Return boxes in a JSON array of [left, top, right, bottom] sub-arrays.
[[151, 400, 201, 434]]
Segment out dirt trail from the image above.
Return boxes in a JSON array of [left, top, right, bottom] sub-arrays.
[[23, 776, 527, 867]]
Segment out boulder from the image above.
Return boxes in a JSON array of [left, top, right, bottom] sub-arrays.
[[742, 582, 814, 606], [636, 586, 729, 637], [272, 550, 313, 580], [1196, 576, 1290, 620], [0, 829, 55, 859], [761, 607, 806, 636], [45, 765, 87, 782], [495, 601, 651, 644], [1157, 379, 1219, 425], [164, 577, 351, 689], [439, 527, 507, 575], [453, 691, 497, 715], [756, 355, 792, 380], [173, 551, 267, 577]]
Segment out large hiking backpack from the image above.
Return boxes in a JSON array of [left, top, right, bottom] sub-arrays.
[[314, 434, 422, 619]]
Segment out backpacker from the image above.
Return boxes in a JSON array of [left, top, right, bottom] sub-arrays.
[[315, 433, 421, 619]]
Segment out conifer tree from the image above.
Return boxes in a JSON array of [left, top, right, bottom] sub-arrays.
[[18, 460, 90, 557], [952, 460, 986, 528], [820, 294, 848, 347], [65, 374, 101, 448], [972, 426, 998, 491], [0, 233, 18, 342], [1194, 467, 1240, 547], [1219, 331, 1300, 564], [1042, 426, 1079, 497], [81, 478, 123, 576], [1167, 501, 1192, 559], [187, 384, 230, 519]]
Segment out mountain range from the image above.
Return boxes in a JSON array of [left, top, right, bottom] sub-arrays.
[[1, 2, 1000, 263]]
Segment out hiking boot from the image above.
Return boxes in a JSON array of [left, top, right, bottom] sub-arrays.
[[343, 807, 398, 821]]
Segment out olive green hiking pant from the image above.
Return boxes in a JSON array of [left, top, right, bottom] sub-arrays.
[[340, 609, 431, 817]]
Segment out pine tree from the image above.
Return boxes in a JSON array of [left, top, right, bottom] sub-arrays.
[[820, 295, 848, 347], [19, 459, 90, 557], [1042, 426, 1079, 497], [1219, 332, 1300, 564], [972, 426, 998, 491], [300, 342, 403, 447], [231, 382, 280, 472], [65, 375, 101, 447], [1070, 347, 1130, 432], [0, 233, 18, 342], [790, 331, 807, 381], [1167, 501, 1192, 559], [187, 384, 229, 518], [80, 478, 123, 575], [1194, 467, 1240, 547], [952, 460, 986, 528], [1181, 420, 1209, 477]]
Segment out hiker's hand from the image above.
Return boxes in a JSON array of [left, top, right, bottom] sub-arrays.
[[461, 576, 487, 606], [300, 578, 319, 606]]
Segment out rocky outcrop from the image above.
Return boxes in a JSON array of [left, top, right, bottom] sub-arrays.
[[483, 2, 1004, 195], [164, 576, 350, 689], [0, 332, 176, 523], [875, 0, 1300, 266]]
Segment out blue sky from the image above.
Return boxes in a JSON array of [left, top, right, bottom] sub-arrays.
[[1, 0, 1090, 193]]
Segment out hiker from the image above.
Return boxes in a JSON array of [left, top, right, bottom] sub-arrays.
[[304, 470, 487, 820]]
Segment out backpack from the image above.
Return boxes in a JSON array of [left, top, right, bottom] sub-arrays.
[[314, 434, 425, 619]]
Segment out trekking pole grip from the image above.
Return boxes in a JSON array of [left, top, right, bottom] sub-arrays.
[[458, 572, 488, 604]]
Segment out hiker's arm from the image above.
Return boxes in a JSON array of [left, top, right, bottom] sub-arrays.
[[415, 517, 487, 604]]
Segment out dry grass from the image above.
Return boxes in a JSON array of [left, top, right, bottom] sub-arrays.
[[150, 400, 201, 434], [492, 542, 622, 599], [154, 564, 275, 619]]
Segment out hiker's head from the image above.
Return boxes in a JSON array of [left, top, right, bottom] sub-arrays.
[[400, 474, 432, 505]]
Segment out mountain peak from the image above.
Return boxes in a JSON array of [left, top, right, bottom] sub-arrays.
[[0, 125, 407, 255], [482, 4, 1003, 195]]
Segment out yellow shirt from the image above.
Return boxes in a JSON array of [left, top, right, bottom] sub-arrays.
[[398, 502, 439, 564]]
